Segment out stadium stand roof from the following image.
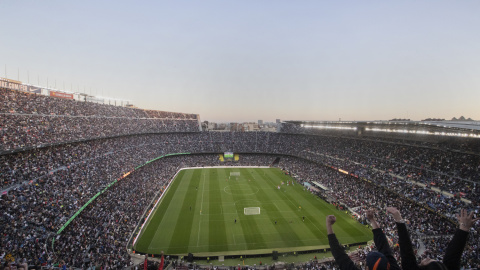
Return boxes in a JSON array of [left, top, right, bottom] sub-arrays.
[[285, 120, 480, 139], [285, 120, 480, 146]]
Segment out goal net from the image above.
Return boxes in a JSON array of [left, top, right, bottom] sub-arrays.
[[244, 207, 260, 215], [230, 172, 241, 177]]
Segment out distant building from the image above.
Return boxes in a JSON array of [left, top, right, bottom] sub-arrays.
[[230, 123, 240, 132], [389, 118, 411, 121], [208, 122, 217, 130], [202, 121, 278, 132], [276, 119, 281, 124], [244, 122, 260, 131], [421, 118, 445, 121]]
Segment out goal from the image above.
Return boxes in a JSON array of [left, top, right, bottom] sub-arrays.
[[230, 172, 240, 177], [244, 207, 260, 215]]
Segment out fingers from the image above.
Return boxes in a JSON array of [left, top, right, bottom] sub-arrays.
[[366, 209, 376, 216], [468, 211, 478, 223], [326, 215, 336, 223], [458, 209, 474, 219], [457, 209, 479, 225]]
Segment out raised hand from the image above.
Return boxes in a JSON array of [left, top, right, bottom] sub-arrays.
[[457, 209, 479, 232], [326, 215, 337, 234], [326, 215, 336, 225], [386, 207, 403, 222], [366, 209, 376, 221]]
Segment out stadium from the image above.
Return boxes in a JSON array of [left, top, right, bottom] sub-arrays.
[[1, 80, 479, 269], [2, 2, 480, 270]]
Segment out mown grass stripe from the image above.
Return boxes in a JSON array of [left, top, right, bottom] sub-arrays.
[[166, 169, 201, 253], [207, 169, 228, 252], [134, 170, 185, 252], [248, 168, 310, 248], [135, 167, 372, 255], [229, 169, 268, 250], [220, 169, 248, 251]]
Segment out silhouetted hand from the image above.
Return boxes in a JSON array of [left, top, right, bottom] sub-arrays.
[[457, 209, 479, 232], [386, 207, 403, 222], [326, 215, 336, 225], [326, 215, 336, 234], [366, 209, 376, 221]]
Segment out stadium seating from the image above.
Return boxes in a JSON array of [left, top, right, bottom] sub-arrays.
[[1, 88, 478, 269], [0, 87, 200, 152]]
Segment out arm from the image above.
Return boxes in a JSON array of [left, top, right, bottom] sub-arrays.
[[442, 209, 478, 270], [366, 209, 380, 229], [326, 215, 359, 270], [386, 207, 420, 270], [366, 209, 401, 270]]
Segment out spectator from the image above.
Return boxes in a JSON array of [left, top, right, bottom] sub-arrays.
[[387, 207, 478, 270], [326, 210, 401, 270]]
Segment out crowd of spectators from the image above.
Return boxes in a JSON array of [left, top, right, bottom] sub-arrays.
[[0, 88, 199, 151], [276, 158, 478, 268], [1, 138, 172, 268], [0, 153, 274, 269], [2, 151, 478, 268], [0, 88, 198, 120], [0, 114, 200, 151], [1, 89, 479, 268]]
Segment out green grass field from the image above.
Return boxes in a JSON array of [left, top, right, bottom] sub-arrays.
[[134, 167, 372, 256]]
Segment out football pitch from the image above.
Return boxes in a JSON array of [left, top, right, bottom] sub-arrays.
[[134, 167, 372, 256]]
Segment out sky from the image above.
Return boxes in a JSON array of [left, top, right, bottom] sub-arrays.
[[1, 1, 479, 122]]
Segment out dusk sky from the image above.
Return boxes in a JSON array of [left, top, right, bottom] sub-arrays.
[[1, 1, 479, 122]]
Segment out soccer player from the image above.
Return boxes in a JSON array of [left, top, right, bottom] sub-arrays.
[[303, 216, 305, 222], [235, 219, 237, 224]]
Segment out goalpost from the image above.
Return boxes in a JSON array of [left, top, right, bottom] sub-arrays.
[[244, 207, 260, 215], [230, 172, 240, 177]]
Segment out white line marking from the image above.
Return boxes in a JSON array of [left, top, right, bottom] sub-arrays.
[[197, 173, 207, 246], [151, 235, 331, 249], [200, 174, 206, 212]]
